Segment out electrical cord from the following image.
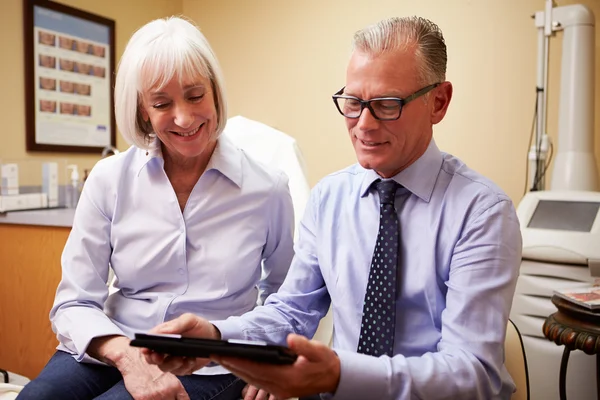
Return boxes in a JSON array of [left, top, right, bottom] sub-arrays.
[[523, 90, 539, 196], [532, 139, 554, 190]]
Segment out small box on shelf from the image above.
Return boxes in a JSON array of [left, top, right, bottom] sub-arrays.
[[1, 163, 19, 196], [0, 158, 70, 212], [554, 285, 600, 310]]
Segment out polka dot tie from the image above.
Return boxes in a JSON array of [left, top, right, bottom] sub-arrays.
[[357, 179, 400, 357]]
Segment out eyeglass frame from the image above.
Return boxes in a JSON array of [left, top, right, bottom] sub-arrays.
[[332, 82, 441, 121]]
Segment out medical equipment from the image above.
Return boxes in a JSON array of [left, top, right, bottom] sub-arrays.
[[511, 2, 600, 398], [529, 1, 599, 192], [512, 191, 600, 399]]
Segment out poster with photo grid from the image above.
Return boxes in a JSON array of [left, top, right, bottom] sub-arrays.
[[24, 0, 116, 153]]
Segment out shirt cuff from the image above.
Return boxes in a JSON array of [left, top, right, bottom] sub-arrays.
[[53, 308, 125, 362], [331, 350, 389, 400], [211, 317, 246, 341]]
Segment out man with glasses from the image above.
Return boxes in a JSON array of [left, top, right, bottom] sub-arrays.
[[144, 16, 521, 400]]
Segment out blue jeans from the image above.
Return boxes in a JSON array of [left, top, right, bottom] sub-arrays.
[[17, 351, 245, 400]]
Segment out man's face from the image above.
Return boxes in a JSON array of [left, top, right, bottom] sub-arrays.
[[344, 48, 438, 178]]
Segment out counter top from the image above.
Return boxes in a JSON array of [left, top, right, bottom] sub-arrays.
[[0, 208, 75, 228]]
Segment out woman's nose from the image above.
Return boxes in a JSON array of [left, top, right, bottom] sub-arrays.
[[173, 104, 194, 129]]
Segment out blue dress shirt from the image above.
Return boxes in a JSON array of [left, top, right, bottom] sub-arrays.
[[51, 135, 295, 375], [214, 139, 522, 398]]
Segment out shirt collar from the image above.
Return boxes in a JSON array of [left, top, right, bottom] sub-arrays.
[[205, 134, 243, 187], [134, 134, 243, 188], [359, 138, 443, 202]]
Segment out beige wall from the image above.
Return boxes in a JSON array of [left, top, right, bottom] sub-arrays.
[[1, 1, 598, 202], [183, 0, 600, 203], [0, 0, 182, 181]]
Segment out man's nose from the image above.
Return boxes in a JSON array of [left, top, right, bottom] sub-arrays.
[[357, 106, 379, 131]]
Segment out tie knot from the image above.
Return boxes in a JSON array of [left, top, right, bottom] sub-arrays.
[[374, 180, 399, 205]]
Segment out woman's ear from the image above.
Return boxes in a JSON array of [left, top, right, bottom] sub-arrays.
[[139, 103, 149, 122]]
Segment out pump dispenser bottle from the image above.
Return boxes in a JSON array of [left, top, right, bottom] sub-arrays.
[[66, 165, 80, 208]]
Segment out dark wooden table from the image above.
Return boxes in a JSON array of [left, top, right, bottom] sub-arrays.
[[543, 295, 600, 400]]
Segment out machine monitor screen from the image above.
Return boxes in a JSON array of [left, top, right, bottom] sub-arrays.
[[527, 200, 600, 232]]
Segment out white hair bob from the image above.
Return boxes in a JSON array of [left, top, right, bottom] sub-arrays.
[[114, 16, 228, 150]]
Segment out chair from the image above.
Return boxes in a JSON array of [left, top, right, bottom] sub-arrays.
[[505, 319, 531, 400], [223, 116, 334, 342], [222, 115, 311, 242]]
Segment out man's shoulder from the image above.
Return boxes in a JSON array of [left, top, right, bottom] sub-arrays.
[[314, 164, 366, 193], [440, 152, 513, 212]]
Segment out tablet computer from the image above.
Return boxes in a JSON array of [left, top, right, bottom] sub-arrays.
[[130, 333, 298, 365]]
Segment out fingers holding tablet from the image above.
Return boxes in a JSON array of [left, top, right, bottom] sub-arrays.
[[131, 333, 298, 374]]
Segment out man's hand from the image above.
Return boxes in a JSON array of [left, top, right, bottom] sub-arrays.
[[142, 313, 220, 373], [88, 335, 190, 400], [213, 334, 340, 399]]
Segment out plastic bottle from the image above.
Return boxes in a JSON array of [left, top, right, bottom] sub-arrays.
[[66, 165, 80, 208]]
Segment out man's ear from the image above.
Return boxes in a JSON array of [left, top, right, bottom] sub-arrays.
[[430, 81, 453, 125]]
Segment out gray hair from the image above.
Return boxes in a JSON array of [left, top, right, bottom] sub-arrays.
[[114, 16, 227, 150], [352, 16, 447, 84]]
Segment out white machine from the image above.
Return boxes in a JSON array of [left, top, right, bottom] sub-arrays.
[[512, 191, 600, 399], [511, 2, 600, 399]]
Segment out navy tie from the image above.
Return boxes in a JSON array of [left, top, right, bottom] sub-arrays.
[[357, 179, 400, 357]]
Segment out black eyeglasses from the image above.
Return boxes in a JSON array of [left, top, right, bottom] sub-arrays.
[[332, 83, 440, 121]]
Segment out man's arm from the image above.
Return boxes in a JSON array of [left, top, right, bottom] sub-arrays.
[[334, 199, 522, 399], [197, 199, 521, 400]]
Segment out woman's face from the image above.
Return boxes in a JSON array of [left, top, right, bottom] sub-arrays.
[[77, 63, 91, 74], [39, 32, 55, 46], [61, 103, 75, 114], [60, 59, 74, 71], [76, 41, 90, 54], [59, 37, 74, 50], [93, 45, 105, 58], [93, 66, 105, 77], [60, 81, 74, 93], [40, 77, 56, 90], [77, 105, 91, 116], [40, 100, 56, 112], [40, 55, 55, 68], [139, 74, 218, 163], [75, 83, 91, 95]]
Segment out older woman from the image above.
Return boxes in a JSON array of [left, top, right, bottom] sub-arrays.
[[17, 16, 294, 400]]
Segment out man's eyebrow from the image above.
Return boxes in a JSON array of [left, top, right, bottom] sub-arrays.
[[343, 91, 405, 99]]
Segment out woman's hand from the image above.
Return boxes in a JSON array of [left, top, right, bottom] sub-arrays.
[[142, 313, 220, 374], [88, 335, 190, 400], [242, 383, 280, 400], [118, 347, 190, 400]]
